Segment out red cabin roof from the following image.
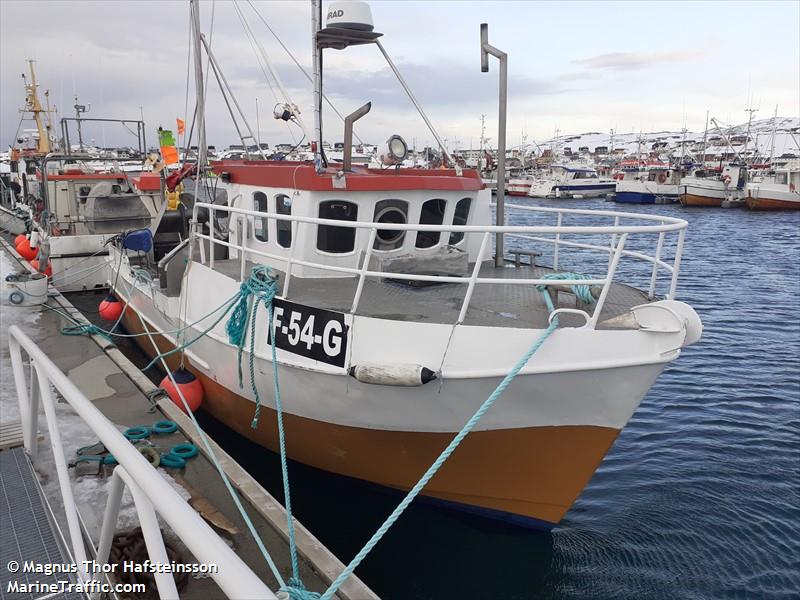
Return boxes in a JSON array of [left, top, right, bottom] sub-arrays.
[[210, 160, 483, 192]]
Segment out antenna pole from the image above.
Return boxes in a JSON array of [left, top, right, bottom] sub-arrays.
[[481, 23, 508, 268], [311, 0, 323, 172]]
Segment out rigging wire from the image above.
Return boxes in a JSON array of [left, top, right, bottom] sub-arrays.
[[231, 0, 299, 145], [244, 0, 366, 146]]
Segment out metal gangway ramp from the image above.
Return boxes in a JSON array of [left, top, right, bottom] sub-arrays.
[[0, 447, 86, 600], [3, 324, 276, 600]]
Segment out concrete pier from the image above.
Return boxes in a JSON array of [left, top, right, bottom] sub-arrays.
[[0, 238, 378, 600]]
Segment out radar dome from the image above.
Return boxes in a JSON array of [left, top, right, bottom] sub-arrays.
[[325, 1, 374, 31]]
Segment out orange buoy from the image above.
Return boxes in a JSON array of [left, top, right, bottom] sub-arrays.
[[160, 368, 204, 413], [98, 294, 124, 321], [14, 234, 27, 246], [16, 239, 38, 261], [30, 259, 52, 277]]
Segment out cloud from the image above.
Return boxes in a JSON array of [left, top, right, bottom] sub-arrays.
[[573, 49, 700, 70]]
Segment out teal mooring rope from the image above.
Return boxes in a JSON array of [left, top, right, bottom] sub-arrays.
[[318, 272, 595, 600], [224, 265, 314, 599]]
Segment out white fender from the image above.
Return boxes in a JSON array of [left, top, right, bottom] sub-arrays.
[[350, 363, 437, 386]]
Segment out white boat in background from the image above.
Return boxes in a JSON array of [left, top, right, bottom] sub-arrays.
[[680, 163, 747, 207], [506, 173, 535, 196], [528, 165, 616, 199], [746, 163, 800, 210], [614, 162, 682, 204]]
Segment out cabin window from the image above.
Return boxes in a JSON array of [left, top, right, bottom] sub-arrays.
[[776, 173, 788, 185], [78, 185, 91, 203], [275, 194, 292, 248], [416, 199, 446, 249], [317, 200, 357, 253], [449, 198, 471, 245], [373, 199, 408, 251], [253, 191, 268, 242]]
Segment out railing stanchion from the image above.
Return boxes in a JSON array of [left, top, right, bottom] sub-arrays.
[[553, 212, 562, 270], [35, 365, 92, 582], [282, 220, 300, 298], [240, 214, 248, 281], [457, 232, 491, 323], [669, 228, 686, 299], [590, 233, 628, 329], [116, 468, 180, 599], [351, 228, 378, 314], [608, 215, 620, 269], [209, 206, 216, 271], [649, 232, 665, 299], [96, 470, 126, 566]]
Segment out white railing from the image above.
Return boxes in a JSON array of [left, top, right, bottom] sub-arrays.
[[191, 201, 687, 329], [8, 325, 275, 600]]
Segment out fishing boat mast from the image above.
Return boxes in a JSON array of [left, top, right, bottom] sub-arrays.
[[312, 0, 324, 171], [21, 60, 52, 154], [190, 0, 207, 171]]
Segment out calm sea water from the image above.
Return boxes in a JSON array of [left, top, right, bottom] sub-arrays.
[[69, 199, 800, 599]]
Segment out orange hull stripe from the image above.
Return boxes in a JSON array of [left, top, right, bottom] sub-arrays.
[[746, 196, 800, 211], [681, 193, 722, 207], [123, 309, 620, 525]]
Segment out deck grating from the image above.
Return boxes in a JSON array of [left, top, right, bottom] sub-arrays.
[[0, 448, 85, 600]]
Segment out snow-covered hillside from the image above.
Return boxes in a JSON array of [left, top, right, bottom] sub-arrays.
[[529, 117, 799, 160]]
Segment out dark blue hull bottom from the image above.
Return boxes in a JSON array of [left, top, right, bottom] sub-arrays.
[[615, 191, 657, 204]]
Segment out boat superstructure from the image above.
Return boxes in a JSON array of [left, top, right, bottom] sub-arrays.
[[528, 165, 616, 199], [105, 0, 702, 530]]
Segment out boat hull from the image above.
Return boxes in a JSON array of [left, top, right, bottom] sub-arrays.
[[680, 192, 724, 207], [745, 196, 800, 210], [614, 191, 657, 204], [119, 302, 660, 528]]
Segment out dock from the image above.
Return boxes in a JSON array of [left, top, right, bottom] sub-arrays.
[[0, 238, 377, 599]]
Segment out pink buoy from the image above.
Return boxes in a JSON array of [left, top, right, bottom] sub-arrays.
[[14, 234, 27, 246]]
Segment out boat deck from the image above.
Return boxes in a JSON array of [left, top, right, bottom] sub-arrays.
[[206, 259, 652, 329]]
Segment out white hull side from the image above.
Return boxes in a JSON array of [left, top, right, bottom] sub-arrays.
[[111, 256, 686, 434]]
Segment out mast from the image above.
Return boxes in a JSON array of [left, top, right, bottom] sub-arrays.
[[23, 60, 51, 154], [190, 0, 207, 171], [700, 110, 709, 167], [768, 105, 778, 165], [743, 106, 757, 163]]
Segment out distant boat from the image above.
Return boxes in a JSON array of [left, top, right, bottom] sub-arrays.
[[614, 161, 682, 204], [506, 173, 535, 196], [746, 164, 800, 210], [528, 165, 616, 199], [680, 164, 747, 207]]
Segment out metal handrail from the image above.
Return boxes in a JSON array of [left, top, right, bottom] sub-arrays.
[[190, 200, 686, 324], [7, 325, 275, 599]]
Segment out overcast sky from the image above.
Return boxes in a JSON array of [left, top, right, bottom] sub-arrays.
[[1, 0, 798, 150]]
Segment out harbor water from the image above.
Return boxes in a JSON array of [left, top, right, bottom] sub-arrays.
[[63, 200, 799, 599]]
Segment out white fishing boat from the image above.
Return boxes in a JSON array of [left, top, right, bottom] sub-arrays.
[[680, 163, 747, 207], [1, 63, 166, 292], [528, 165, 616, 199], [106, 1, 702, 530], [745, 163, 800, 210], [507, 173, 536, 196], [614, 161, 682, 204]]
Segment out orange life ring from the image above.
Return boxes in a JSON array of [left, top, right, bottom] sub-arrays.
[[657, 173, 666, 184]]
